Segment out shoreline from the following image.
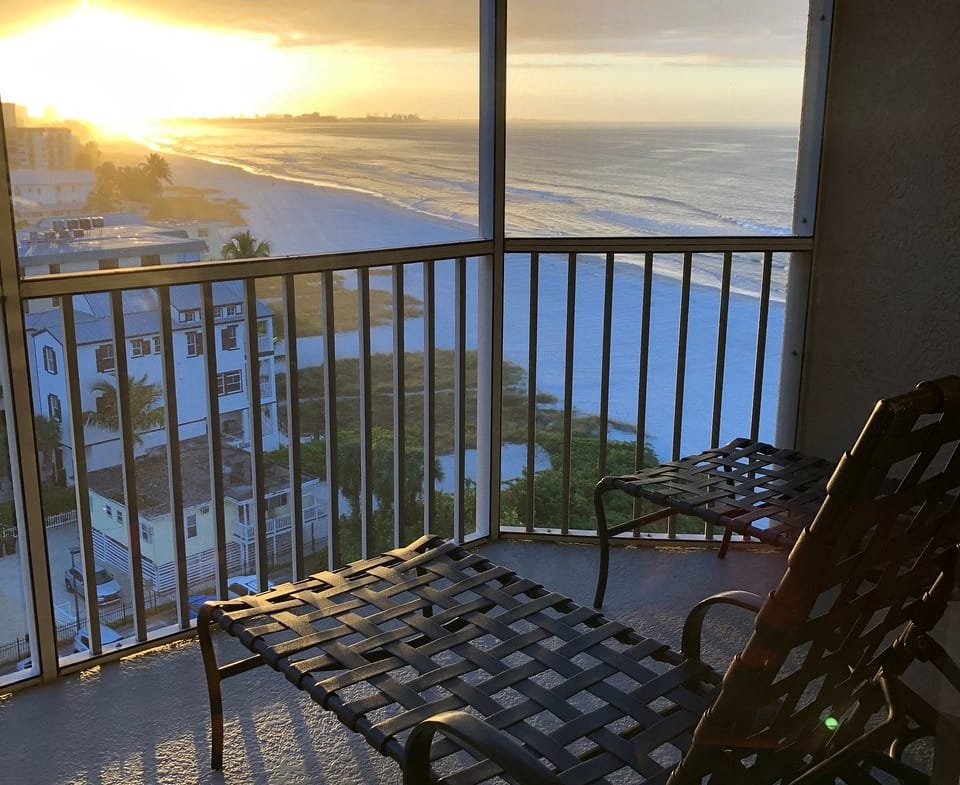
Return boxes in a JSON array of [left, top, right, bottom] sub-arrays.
[[101, 136, 478, 257], [99, 135, 788, 302]]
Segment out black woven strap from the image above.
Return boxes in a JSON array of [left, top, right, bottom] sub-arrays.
[[208, 536, 721, 784], [607, 438, 833, 544]]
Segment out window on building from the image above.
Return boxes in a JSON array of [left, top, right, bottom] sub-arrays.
[[104, 504, 113, 518], [199, 228, 209, 238], [116, 509, 124, 524], [152, 336, 161, 354], [47, 393, 62, 422], [221, 324, 238, 351], [95, 394, 111, 416], [141, 523, 153, 544], [48, 263, 60, 274], [98, 257, 119, 270], [95, 343, 115, 372], [200, 505, 210, 515], [213, 306, 224, 318], [186, 331, 203, 357], [179, 309, 199, 323], [140, 254, 161, 267], [186, 514, 198, 538], [130, 337, 152, 357], [42, 345, 58, 374], [225, 304, 242, 316], [217, 370, 243, 396]]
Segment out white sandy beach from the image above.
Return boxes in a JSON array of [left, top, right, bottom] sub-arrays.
[[162, 151, 478, 257]]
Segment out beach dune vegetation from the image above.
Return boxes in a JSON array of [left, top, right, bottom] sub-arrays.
[[269, 348, 664, 543], [85, 153, 174, 211]]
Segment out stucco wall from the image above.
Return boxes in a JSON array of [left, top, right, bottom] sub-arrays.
[[797, 1, 960, 457]]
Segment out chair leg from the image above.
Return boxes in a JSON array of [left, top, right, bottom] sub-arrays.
[[594, 481, 613, 608], [718, 527, 733, 559], [197, 604, 225, 770]]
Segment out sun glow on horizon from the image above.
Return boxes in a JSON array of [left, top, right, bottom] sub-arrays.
[[0, 4, 306, 135]]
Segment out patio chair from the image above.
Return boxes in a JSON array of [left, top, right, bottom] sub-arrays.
[[592, 433, 830, 608], [198, 375, 960, 785]]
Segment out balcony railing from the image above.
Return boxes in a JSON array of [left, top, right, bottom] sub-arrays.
[[3, 233, 812, 683]]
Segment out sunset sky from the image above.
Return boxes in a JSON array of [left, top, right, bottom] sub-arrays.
[[0, 1, 809, 135]]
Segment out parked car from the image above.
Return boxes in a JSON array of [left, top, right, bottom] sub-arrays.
[[188, 595, 216, 621], [227, 574, 275, 598], [73, 624, 122, 653], [64, 566, 121, 605]]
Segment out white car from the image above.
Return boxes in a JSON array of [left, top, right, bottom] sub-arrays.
[[227, 574, 275, 598], [73, 624, 123, 653], [64, 566, 122, 605]]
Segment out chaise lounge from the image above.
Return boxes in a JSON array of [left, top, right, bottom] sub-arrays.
[[197, 376, 960, 784]]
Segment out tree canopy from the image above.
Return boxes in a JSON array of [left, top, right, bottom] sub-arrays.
[[221, 230, 271, 260], [82, 374, 165, 444]]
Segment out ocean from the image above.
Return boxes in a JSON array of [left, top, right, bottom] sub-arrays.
[[145, 119, 799, 463]]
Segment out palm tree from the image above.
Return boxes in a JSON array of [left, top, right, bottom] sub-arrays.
[[142, 152, 172, 185], [33, 414, 63, 484], [221, 230, 272, 260], [82, 374, 164, 445]]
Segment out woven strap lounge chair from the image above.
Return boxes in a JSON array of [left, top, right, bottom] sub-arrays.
[[593, 434, 832, 608], [197, 376, 960, 784]]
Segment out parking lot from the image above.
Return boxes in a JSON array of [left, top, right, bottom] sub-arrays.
[[0, 521, 139, 662]]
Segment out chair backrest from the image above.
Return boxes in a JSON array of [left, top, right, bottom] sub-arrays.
[[671, 376, 960, 784]]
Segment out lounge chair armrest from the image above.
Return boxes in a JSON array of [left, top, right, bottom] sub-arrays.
[[786, 675, 902, 785], [403, 710, 564, 785], [681, 590, 764, 661]]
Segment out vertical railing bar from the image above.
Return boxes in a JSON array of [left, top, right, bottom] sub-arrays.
[[200, 282, 227, 597], [750, 251, 774, 442], [357, 268, 373, 560], [59, 296, 101, 647], [282, 274, 304, 580], [560, 253, 577, 535], [392, 264, 407, 547], [668, 253, 693, 540], [524, 252, 539, 532], [321, 270, 341, 568], [454, 256, 467, 542], [109, 289, 146, 644], [672, 252, 693, 464], [422, 260, 437, 534], [710, 251, 733, 449], [633, 253, 653, 521], [243, 280, 267, 588], [597, 252, 615, 478], [157, 286, 188, 627]]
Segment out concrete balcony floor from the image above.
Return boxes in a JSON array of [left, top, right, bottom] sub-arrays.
[[2, 540, 797, 785]]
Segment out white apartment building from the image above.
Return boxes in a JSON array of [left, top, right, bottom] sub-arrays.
[[10, 169, 96, 220], [85, 437, 322, 593], [25, 283, 281, 478]]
